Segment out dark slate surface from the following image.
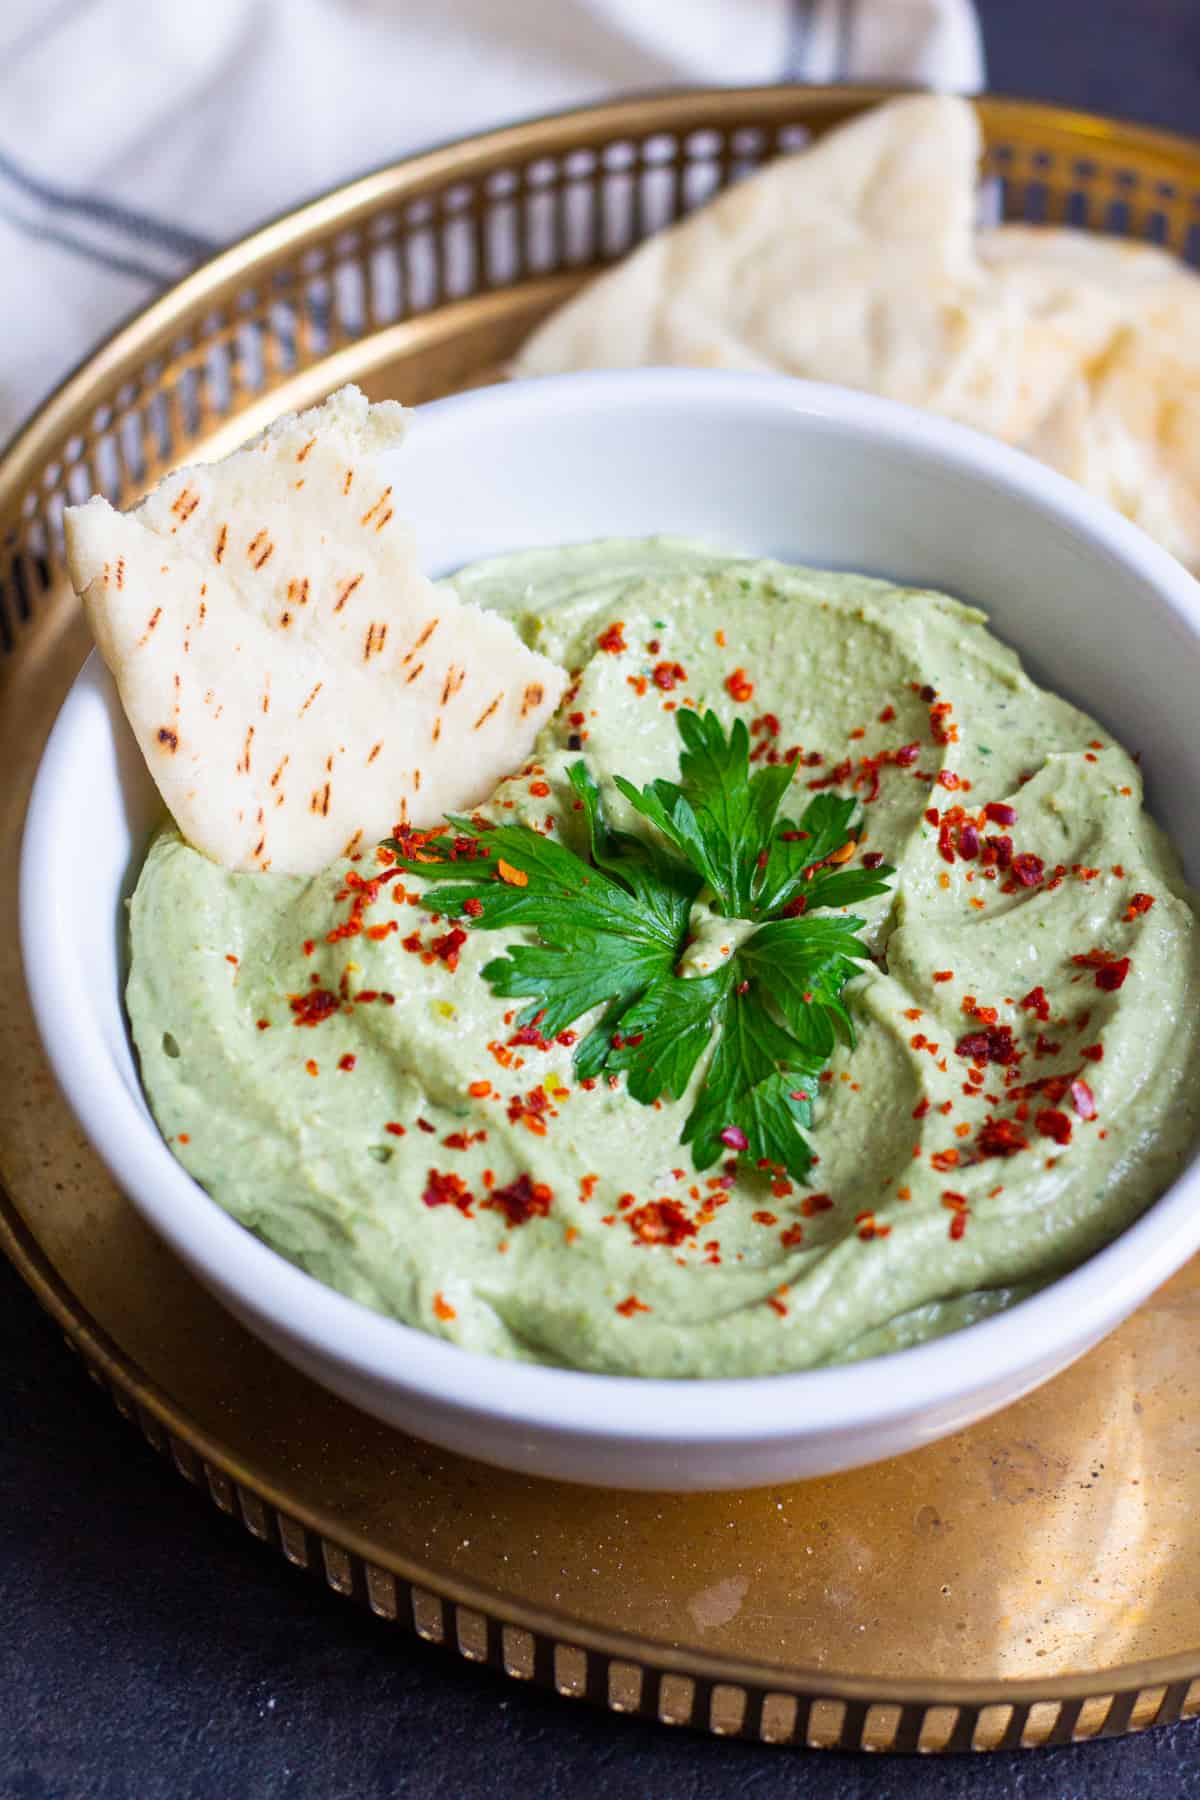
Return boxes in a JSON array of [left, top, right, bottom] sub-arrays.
[[6, 5, 1200, 1794]]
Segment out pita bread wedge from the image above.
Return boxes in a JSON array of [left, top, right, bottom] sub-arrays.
[[514, 95, 984, 404], [976, 227, 1200, 567], [515, 97, 1200, 570], [66, 386, 566, 874]]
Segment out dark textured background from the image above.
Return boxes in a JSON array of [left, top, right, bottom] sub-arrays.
[[7, 4, 1200, 1795]]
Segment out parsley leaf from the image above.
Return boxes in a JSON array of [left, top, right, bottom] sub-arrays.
[[387, 710, 894, 1182]]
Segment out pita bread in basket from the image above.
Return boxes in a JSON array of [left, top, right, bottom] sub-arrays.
[[66, 387, 566, 874], [515, 95, 1200, 570]]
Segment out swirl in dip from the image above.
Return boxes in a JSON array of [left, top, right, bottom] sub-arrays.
[[127, 541, 1200, 1376]]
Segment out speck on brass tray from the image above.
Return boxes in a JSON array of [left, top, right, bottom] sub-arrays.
[[5, 87, 1200, 1754]]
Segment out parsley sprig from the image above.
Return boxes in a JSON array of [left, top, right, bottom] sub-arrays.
[[387, 712, 893, 1181]]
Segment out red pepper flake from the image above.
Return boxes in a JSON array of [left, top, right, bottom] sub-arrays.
[[528, 780, 551, 798], [290, 988, 340, 1027], [468, 1079, 492, 1098], [626, 673, 648, 697], [986, 834, 1013, 870], [780, 1223, 805, 1248], [1070, 1078, 1097, 1121], [256, 1018, 271, 1031], [337, 1053, 356, 1072], [1011, 854, 1045, 887], [878, 704, 896, 723], [1072, 949, 1133, 991], [719, 1125, 749, 1151], [652, 660, 687, 690], [430, 926, 468, 970], [1020, 985, 1051, 1022], [948, 1211, 968, 1240], [984, 802, 1017, 826], [800, 1192, 834, 1217], [597, 621, 627, 654], [423, 1169, 474, 1214], [302, 939, 316, 956], [629, 1199, 695, 1245], [978, 1116, 1036, 1159], [385, 1121, 406, 1137], [1081, 1043, 1104, 1063], [432, 1292, 457, 1321], [955, 1025, 1019, 1065], [484, 1173, 553, 1227], [912, 1098, 930, 1119], [856, 1211, 891, 1241], [766, 1293, 790, 1317], [752, 1210, 778, 1227], [616, 1294, 651, 1317], [177, 1133, 190, 1145], [462, 897, 484, 919], [932, 970, 954, 985], [509, 1021, 551, 1050], [936, 770, 961, 792], [305, 1059, 319, 1077], [725, 667, 754, 704], [1124, 893, 1156, 921], [1036, 1108, 1073, 1144]]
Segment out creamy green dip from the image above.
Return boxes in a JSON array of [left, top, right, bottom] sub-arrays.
[[127, 540, 1200, 1376]]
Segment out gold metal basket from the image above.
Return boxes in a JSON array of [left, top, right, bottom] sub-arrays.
[[7, 87, 1200, 1755]]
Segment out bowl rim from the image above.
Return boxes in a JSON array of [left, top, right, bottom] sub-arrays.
[[21, 365, 1200, 1447]]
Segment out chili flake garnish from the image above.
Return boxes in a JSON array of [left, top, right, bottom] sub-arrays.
[[1036, 1109, 1073, 1144], [956, 1024, 1020, 1065], [484, 1173, 553, 1227], [725, 667, 754, 703], [629, 1199, 695, 1245], [290, 988, 340, 1026], [615, 1295, 651, 1317], [597, 621, 627, 654], [1072, 948, 1132, 991], [422, 1169, 474, 1213], [1124, 893, 1156, 921], [978, 1116, 1029, 1159]]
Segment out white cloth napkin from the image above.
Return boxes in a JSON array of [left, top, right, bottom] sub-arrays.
[[0, 0, 984, 442]]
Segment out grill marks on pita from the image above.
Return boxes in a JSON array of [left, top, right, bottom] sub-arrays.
[[65, 386, 566, 874]]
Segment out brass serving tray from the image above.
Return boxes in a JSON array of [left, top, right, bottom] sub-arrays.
[[5, 87, 1200, 1755]]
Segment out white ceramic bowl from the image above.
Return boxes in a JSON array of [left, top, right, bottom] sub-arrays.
[[21, 370, 1200, 1491]]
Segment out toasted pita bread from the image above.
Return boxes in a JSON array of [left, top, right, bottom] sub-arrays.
[[66, 386, 566, 874], [515, 97, 1200, 569]]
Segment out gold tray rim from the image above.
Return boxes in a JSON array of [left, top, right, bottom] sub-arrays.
[[7, 82, 1200, 1750]]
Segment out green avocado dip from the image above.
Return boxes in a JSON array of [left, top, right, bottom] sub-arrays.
[[126, 540, 1200, 1377]]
